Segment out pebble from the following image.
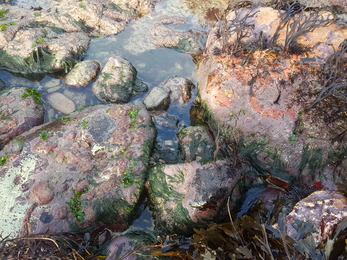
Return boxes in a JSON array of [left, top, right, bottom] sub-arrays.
[[47, 92, 75, 114]]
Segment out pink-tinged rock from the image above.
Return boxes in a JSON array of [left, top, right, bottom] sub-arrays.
[[148, 160, 242, 234], [0, 104, 156, 239], [0, 87, 44, 146], [286, 190, 347, 245], [31, 182, 55, 205], [47, 92, 75, 114], [198, 6, 347, 178]]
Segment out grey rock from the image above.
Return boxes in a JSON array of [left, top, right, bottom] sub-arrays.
[[143, 86, 170, 111], [65, 60, 100, 87]]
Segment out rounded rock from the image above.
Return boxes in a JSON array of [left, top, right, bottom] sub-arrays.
[[47, 92, 75, 114], [31, 182, 54, 205], [65, 60, 100, 87]]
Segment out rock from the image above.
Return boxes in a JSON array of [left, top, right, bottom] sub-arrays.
[[0, 87, 44, 146], [64, 60, 100, 87], [162, 77, 195, 104], [47, 92, 76, 114], [50, 0, 155, 36], [178, 126, 215, 162], [198, 6, 347, 176], [0, 5, 90, 73], [147, 160, 241, 234], [92, 56, 139, 103], [143, 87, 170, 111], [0, 104, 156, 238], [286, 190, 347, 245], [151, 16, 208, 54], [0, 78, 5, 91]]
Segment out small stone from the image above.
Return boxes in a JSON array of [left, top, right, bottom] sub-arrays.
[[143, 87, 170, 111], [65, 60, 100, 87], [31, 182, 54, 205], [47, 92, 75, 114]]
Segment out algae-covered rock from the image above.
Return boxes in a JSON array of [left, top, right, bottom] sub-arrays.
[[148, 160, 240, 234], [64, 60, 100, 87], [143, 86, 170, 111], [92, 56, 140, 103], [178, 126, 215, 162], [0, 104, 156, 238], [0, 87, 44, 146]]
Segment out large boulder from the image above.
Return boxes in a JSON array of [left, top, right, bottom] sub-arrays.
[[92, 56, 146, 103], [0, 87, 44, 146], [0, 104, 156, 238], [147, 160, 241, 234], [198, 6, 347, 177], [0, 5, 89, 73]]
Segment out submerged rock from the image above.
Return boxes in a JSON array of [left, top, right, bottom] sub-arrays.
[[0, 87, 44, 146], [151, 16, 208, 54], [148, 160, 241, 234], [143, 86, 170, 111], [92, 56, 141, 103], [64, 60, 100, 87], [47, 92, 76, 114], [0, 104, 156, 238]]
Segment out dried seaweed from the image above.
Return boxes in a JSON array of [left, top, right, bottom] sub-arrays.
[[307, 40, 347, 110]]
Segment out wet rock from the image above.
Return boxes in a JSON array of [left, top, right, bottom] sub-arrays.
[[92, 56, 139, 103], [178, 126, 215, 162], [64, 60, 100, 87], [0, 104, 156, 238], [0, 87, 44, 146], [198, 6, 347, 175], [47, 92, 76, 114], [50, 0, 155, 36], [0, 5, 90, 73], [151, 16, 208, 54], [162, 77, 195, 104], [147, 160, 241, 234], [286, 190, 347, 245], [143, 86, 170, 111]]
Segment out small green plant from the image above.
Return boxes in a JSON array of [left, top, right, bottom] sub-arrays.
[[0, 24, 7, 31], [66, 188, 88, 222], [0, 156, 8, 166], [0, 10, 7, 21], [60, 116, 72, 122], [80, 120, 88, 127], [33, 11, 41, 17], [121, 169, 140, 188], [22, 88, 43, 105], [128, 109, 139, 128], [13, 136, 25, 151], [78, 3, 86, 9], [38, 130, 49, 140], [35, 37, 46, 44]]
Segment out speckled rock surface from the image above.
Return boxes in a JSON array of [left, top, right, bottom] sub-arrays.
[[92, 56, 142, 103], [147, 160, 241, 234], [64, 60, 100, 87], [198, 6, 347, 176], [286, 190, 347, 245], [0, 104, 156, 238], [162, 77, 195, 104], [0, 87, 44, 146]]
